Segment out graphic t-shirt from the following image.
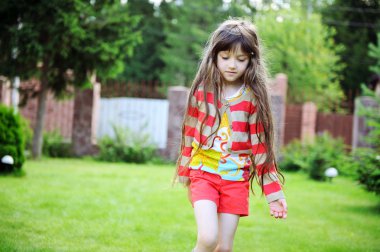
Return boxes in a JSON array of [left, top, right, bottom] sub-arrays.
[[189, 84, 251, 181]]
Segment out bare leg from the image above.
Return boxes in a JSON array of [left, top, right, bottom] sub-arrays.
[[214, 213, 240, 252], [193, 200, 219, 252]]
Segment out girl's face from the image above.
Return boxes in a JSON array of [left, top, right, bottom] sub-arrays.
[[216, 45, 249, 86]]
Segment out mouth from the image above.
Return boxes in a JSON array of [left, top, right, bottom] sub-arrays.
[[226, 71, 237, 74]]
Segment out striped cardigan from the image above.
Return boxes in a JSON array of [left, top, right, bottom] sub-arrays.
[[177, 85, 285, 203]]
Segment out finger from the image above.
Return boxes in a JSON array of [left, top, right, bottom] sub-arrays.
[[278, 211, 283, 218], [274, 211, 279, 218], [281, 205, 287, 213], [282, 199, 288, 211]]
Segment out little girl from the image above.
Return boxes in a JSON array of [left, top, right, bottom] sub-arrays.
[[175, 18, 288, 252]]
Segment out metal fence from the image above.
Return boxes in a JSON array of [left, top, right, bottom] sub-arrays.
[[97, 97, 169, 149]]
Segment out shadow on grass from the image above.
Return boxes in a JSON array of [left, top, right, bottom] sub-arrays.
[[347, 200, 380, 215]]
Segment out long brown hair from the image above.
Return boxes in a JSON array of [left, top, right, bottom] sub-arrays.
[[175, 18, 285, 195]]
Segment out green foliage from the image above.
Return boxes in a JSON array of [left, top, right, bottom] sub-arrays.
[[42, 131, 73, 158], [119, 0, 165, 82], [0, 0, 141, 93], [97, 124, 157, 163], [159, 0, 255, 86], [280, 132, 357, 180], [368, 33, 380, 74], [0, 105, 25, 173], [278, 139, 309, 172], [308, 152, 327, 181], [19, 116, 33, 154], [255, 9, 345, 112], [354, 148, 380, 195], [357, 85, 380, 151], [320, 0, 380, 108], [0, 0, 142, 158], [1, 159, 380, 251], [355, 85, 380, 195]]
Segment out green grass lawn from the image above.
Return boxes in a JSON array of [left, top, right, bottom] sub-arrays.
[[0, 158, 379, 252]]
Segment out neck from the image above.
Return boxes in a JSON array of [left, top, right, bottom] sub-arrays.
[[223, 82, 244, 98], [223, 80, 244, 87]]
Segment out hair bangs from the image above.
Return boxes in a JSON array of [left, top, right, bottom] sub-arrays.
[[211, 29, 253, 62]]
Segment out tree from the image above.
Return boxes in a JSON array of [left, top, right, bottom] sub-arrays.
[[355, 34, 380, 196], [320, 0, 380, 112], [368, 33, 380, 75], [255, 9, 345, 112], [119, 0, 165, 82], [0, 0, 141, 158], [159, 0, 255, 86]]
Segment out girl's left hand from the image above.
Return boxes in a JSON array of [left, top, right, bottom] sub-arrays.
[[269, 198, 288, 219]]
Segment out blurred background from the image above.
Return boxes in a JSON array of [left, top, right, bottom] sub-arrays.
[[0, 0, 379, 251]]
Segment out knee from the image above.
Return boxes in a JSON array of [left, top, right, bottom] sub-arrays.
[[197, 233, 218, 250], [215, 246, 233, 252]]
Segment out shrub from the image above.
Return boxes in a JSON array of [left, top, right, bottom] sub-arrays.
[[278, 139, 309, 172], [97, 124, 157, 163], [355, 85, 380, 195], [0, 105, 25, 174], [308, 150, 328, 181], [279, 132, 358, 180], [43, 131, 73, 157], [355, 148, 380, 195], [19, 116, 33, 156]]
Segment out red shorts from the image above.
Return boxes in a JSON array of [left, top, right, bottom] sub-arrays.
[[189, 169, 250, 217]]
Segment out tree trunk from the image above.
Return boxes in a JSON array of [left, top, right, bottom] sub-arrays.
[[31, 62, 49, 159]]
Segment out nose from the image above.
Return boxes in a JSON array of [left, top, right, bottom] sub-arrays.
[[227, 59, 237, 70]]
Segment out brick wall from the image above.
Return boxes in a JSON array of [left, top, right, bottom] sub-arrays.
[[285, 104, 353, 146], [1, 75, 359, 155], [284, 105, 302, 145], [316, 113, 353, 146], [19, 80, 74, 140]]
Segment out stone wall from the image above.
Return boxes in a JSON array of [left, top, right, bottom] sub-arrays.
[[165, 86, 189, 161], [0, 78, 11, 106], [270, 74, 288, 156], [352, 96, 379, 149], [2, 73, 368, 158]]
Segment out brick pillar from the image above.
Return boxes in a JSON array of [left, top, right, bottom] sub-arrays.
[[270, 73, 288, 156], [300, 102, 317, 143], [352, 96, 379, 149], [72, 83, 101, 156], [0, 78, 11, 106], [166, 86, 189, 161]]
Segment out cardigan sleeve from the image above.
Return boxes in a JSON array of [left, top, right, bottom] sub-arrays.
[[177, 90, 198, 180], [248, 106, 285, 204]]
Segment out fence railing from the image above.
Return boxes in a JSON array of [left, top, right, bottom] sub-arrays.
[[316, 113, 353, 147], [284, 104, 353, 147], [0, 76, 361, 156]]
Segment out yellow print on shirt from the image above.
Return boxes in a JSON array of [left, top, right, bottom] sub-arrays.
[[190, 147, 220, 171], [190, 112, 250, 180]]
